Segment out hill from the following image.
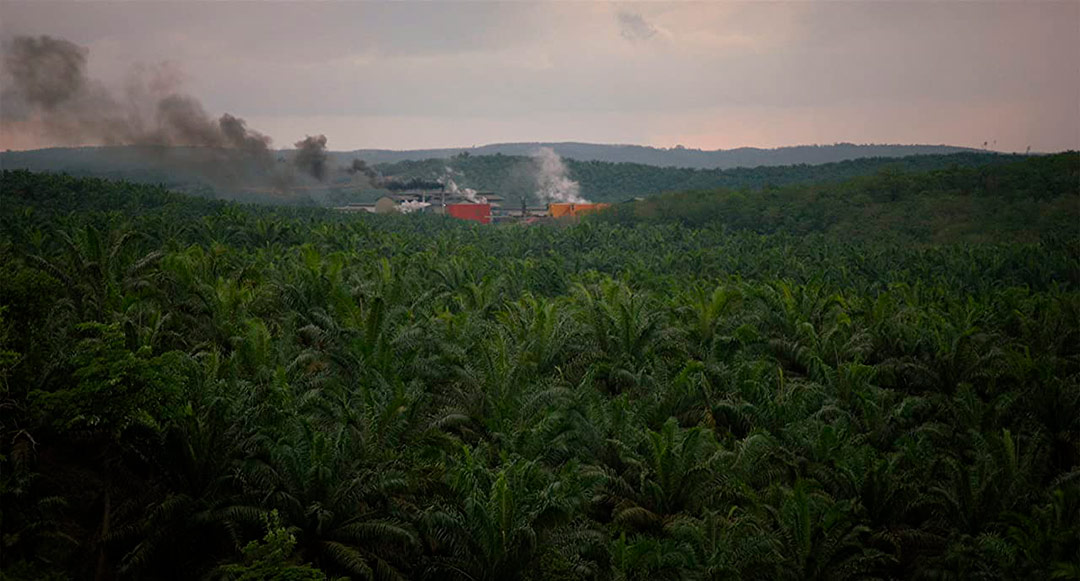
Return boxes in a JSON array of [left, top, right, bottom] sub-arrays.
[[0, 146, 1047, 208], [342, 142, 981, 168], [600, 151, 1080, 244], [0, 146, 370, 205], [376, 151, 1022, 204]]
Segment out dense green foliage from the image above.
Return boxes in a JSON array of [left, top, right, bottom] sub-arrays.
[[601, 153, 1080, 243], [375, 152, 1023, 204], [1, 163, 1078, 580]]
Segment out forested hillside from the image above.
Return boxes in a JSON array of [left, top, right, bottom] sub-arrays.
[[376, 151, 1021, 204], [1, 164, 1078, 580], [1, 147, 1017, 206], [1, 143, 980, 178], [601, 152, 1080, 243], [343, 142, 980, 168]]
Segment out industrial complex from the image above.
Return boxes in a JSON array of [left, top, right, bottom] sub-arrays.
[[335, 189, 612, 224]]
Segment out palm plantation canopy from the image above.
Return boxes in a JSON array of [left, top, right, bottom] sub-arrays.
[[1, 153, 1078, 580]]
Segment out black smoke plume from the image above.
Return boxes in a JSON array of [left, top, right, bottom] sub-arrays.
[[1, 34, 301, 194], [2, 35, 274, 155], [220, 114, 271, 152], [346, 158, 377, 179], [293, 135, 328, 181], [4, 35, 87, 110]]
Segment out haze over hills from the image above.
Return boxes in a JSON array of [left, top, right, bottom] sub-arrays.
[[376, 151, 1023, 204], [335, 142, 981, 169], [2, 143, 983, 176], [0, 145, 1016, 206]]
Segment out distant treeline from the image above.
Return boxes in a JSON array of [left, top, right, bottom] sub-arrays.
[[342, 141, 979, 167], [1, 147, 1024, 206], [599, 152, 1080, 244], [376, 151, 1026, 204]]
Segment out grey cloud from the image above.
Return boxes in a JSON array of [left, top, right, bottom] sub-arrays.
[[617, 11, 658, 43], [1, 1, 1076, 153]]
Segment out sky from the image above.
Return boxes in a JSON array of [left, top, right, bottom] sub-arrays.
[[1, 1, 1078, 153]]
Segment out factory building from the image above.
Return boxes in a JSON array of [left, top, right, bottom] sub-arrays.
[[447, 203, 492, 224], [336, 193, 614, 224], [392, 190, 504, 212], [334, 190, 504, 216], [334, 202, 378, 213]]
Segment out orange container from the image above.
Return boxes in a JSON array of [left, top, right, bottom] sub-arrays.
[[548, 203, 611, 218], [548, 203, 574, 218], [573, 203, 611, 216]]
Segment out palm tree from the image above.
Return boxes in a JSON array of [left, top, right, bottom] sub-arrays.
[[419, 449, 593, 581], [572, 279, 672, 394], [29, 223, 163, 322], [762, 479, 893, 580], [668, 508, 782, 580], [590, 418, 720, 536], [677, 282, 743, 361], [239, 418, 419, 579], [111, 358, 260, 578]]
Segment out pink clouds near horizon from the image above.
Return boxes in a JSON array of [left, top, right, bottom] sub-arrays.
[[2, 1, 1077, 153]]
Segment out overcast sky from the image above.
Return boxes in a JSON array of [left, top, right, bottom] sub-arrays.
[[2, 1, 1078, 152]]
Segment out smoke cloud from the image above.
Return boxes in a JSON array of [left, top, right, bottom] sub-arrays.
[[617, 11, 659, 44], [398, 200, 431, 214], [2, 35, 274, 156], [0, 34, 339, 196], [533, 147, 587, 203], [440, 167, 486, 203], [346, 158, 377, 179], [4, 35, 86, 110], [293, 134, 328, 181], [220, 113, 272, 153]]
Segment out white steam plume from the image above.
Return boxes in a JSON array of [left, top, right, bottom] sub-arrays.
[[398, 200, 431, 214], [533, 147, 587, 203], [440, 167, 487, 203]]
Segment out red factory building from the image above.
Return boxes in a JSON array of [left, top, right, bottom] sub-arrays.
[[447, 203, 492, 224]]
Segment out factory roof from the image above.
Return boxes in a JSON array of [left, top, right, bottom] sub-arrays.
[[390, 190, 504, 201]]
